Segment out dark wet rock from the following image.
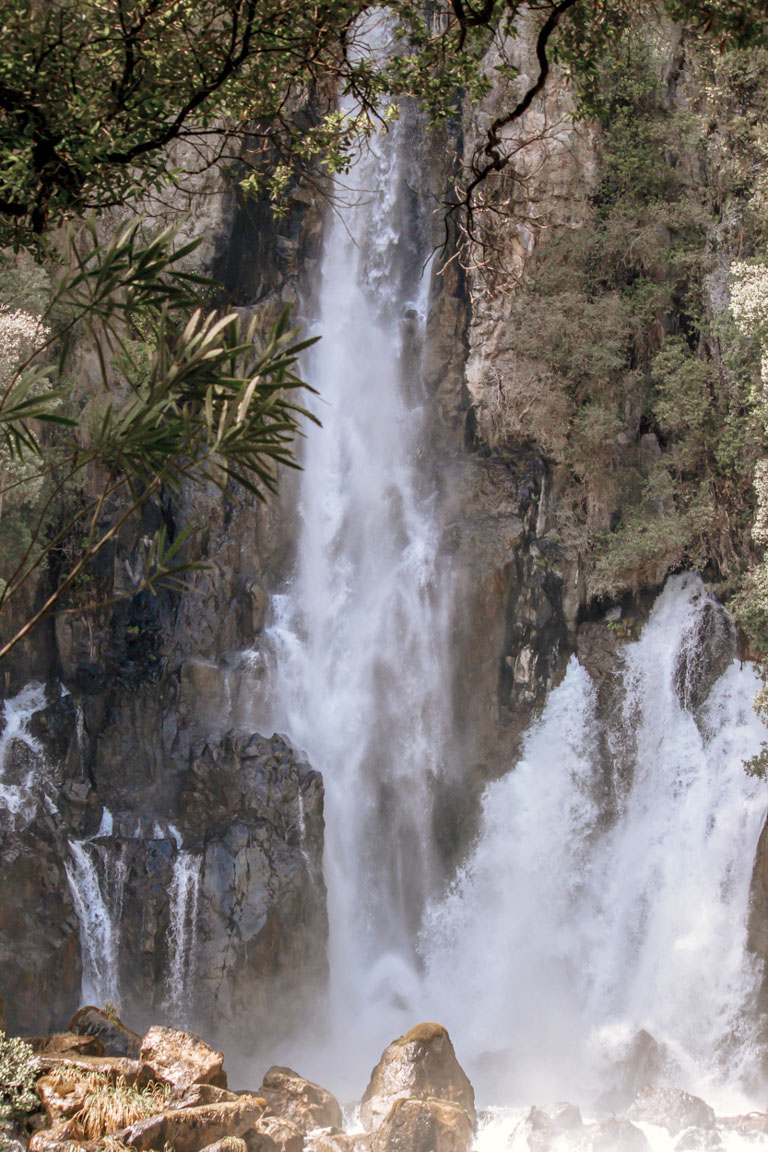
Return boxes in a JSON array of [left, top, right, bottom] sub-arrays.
[[258, 1067, 342, 1132], [625, 1086, 715, 1135], [29, 1034, 103, 1058], [360, 1023, 475, 1132], [673, 595, 735, 715], [0, 815, 82, 1036], [68, 1006, 141, 1058], [595, 1030, 680, 1113]]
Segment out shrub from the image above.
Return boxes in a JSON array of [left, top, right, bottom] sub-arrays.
[[0, 1031, 39, 1146]]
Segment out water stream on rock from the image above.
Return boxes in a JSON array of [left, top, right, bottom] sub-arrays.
[[64, 838, 125, 1008]]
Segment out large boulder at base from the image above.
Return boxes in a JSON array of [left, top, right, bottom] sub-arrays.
[[139, 1026, 226, 1090], [68, 1006, 142, 1058], [201, 1140, 248, 1152], [360, 1024, 475, 1132], [370, 1098, 473, 1152], [258, 1067, 342, 1131], [520, 1104, 585, 1152], [121, 1097, 267, 1152], [243, 1115, 305, 1152], [625, 1087, 715, 1135]]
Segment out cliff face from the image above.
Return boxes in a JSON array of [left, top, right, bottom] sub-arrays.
[[2, 11, 768, 1058]]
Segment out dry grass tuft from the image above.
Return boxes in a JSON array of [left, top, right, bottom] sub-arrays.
[[73, 1075, 170, 1139]]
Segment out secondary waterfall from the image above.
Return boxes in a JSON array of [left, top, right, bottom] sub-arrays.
[[65, 838, 125, 1008], [258, 18, 454, 1088], [422, 574, 768, 1113]]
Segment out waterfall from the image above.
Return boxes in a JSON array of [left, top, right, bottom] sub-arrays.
[[0, 681, 46, 825], [165, 849, 202, 1023], [258, 15, 454, 1088], [65, 839, 125, 1008], [421, 574, 768, 1113]]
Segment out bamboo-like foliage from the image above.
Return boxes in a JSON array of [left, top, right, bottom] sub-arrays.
[[0, 220, 318, 661]]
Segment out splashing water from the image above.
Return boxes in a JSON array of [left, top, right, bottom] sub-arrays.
[[421, 575, 768, 1114], [165, 849, 202, 1023], [65, 838, 126, 1008], [255, 18, 455, 1090]]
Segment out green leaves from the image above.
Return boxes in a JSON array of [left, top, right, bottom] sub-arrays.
[[0, 218, 318, 658]]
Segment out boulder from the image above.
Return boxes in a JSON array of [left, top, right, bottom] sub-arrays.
[[68, 1006, 142, 1058], [370, 1098, 472, 1152], [625, 1087, 715, 1135], [243, 1115, 305, 1152], [168, 1084, 240, 1110], [304, 1128, 355, 1152], [360, 1024, 475, 1132], [30, 1034, 104, 1058], [591, 1118, 649, 1152], [28, 1132, 98, 1152], [121, 1096, 267, 1152], [258, 1067, 342, 1131], [527, 1103, 582, 1131], [595, 1030, 679, 1113], [36, 1073, 94, 1126], [675, 1130, 723, 1151], [139, 1026, 226, 1090]]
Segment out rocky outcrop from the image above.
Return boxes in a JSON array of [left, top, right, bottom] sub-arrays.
[[258, 1068, 342, 1132], [0, 683, 327, 1048], [138, 1027, 226, 1091], [360, 1023, 475, 1133], [371, 1099, 472, 1152]]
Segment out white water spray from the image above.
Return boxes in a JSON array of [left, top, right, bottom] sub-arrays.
[[258, 18, 454, 1087], [421, 575, 768, 1113]]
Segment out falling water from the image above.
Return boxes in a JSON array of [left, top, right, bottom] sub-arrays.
[[421, 574, 768, 1114], [259, 16, 454, 1087], [0, 681, 46, 824], [165, 849, 202, 1023], [65, 839, 125, 1008]]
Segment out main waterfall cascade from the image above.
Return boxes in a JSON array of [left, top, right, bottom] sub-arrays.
[[252, 17, 457, 1084]]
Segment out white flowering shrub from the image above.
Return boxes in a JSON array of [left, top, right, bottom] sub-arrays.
[[0, 1031, 38, 1142]]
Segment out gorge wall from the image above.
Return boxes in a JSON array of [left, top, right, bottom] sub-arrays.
[[3, 7, 768, 1115]]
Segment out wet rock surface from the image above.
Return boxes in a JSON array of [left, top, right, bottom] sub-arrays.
[[257, 1067, 342, 1132], [360, 1022, 476, 1132]]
